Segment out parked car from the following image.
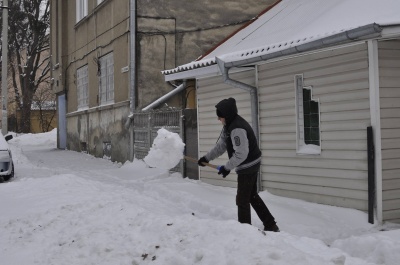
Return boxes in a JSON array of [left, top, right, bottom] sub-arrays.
[[0, 133, 14, 182]]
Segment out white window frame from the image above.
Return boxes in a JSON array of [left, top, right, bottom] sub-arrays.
[[77, 65, 89, 110], [76, 0, 88, 23], [295, 74, 321, 155], [99, 53, 114, 105]]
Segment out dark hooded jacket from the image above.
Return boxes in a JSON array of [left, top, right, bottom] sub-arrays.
[[205, 98, 261, 174]]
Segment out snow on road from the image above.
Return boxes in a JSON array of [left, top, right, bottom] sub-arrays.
[[1, 129, 399, 265]]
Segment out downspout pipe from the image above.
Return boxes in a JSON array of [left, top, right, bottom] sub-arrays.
[[127, 0, 136, 161], [129, 0, 136, 113], [1, 0, 8, 135], [142, 82, 186, 111], [216, 57, 262, 192], [216, 57, 259, 141]]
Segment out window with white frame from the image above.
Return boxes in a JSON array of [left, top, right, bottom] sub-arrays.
[[99, 53, 114, 105], [77, 65, 89, 110], [295, 74, 321, 155], [76, 0, 88, 23]]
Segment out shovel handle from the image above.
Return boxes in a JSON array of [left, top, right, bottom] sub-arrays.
[[183, 155, 219, 169]]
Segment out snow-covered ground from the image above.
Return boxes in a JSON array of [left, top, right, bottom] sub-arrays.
[[1, 129, 399, 265]]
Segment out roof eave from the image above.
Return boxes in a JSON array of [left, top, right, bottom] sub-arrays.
[[164, 23, 388, 81], [225, 23, 383, 68], [381, 25, 400, 38], [164, 64, 219, 82]]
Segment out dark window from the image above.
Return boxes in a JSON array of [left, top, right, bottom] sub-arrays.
[[303, 88, 320, 146]]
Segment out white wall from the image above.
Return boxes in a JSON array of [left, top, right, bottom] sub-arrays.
[[197, 70, 254, 187], [379, 39, 400, 223], [258, 43, 371, 210]]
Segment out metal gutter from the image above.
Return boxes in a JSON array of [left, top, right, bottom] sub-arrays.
[[142, 82, 186, 111], [165, 64, 219, 82], [163, 24, 383, 82], [225, 23, 383, 68], [381, 25, 400, 38]]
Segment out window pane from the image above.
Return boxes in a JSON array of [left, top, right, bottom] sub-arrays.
[[304, 114, 311, 127], [303, 89, 310, 100], [76, 0, 88, 22], [303, 101, 310, 114], [77, 65, 88, 109], [99, 53, 114, 104], [304, 128, 311, 144], [310, 113, 319, 127], [310, 101, 319, 114], [310, 128, 320, 141], [296, 75, 321, 152]]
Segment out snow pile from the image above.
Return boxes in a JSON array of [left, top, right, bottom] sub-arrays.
[[331, 230, 400, 265], [144, 128, 185, 169], [9, 129, 57, 148]]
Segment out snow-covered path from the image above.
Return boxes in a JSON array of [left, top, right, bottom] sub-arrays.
[[1, 130, 399, 265]]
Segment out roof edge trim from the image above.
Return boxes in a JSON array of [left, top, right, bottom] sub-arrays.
[[225, 23, 383, 68]]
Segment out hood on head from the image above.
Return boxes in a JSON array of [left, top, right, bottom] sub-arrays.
[[215, 97, 238, 125]]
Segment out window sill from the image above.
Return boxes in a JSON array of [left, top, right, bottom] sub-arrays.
[[75, 16, 89, 28], [296, 144, 321, 155], [77, 106, 89, 112]]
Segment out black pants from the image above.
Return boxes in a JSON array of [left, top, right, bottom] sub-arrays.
[[236, 172, 276, 227]]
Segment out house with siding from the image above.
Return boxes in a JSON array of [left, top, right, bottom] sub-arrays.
[[163, 0, 400, 224]]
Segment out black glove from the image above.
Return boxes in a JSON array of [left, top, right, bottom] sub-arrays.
[[218, 166, 231, 178], [198, 156, 209, 167]]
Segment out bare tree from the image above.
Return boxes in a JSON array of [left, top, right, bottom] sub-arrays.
[[1, 0, 50, 133], [32, 83, 56, 132]]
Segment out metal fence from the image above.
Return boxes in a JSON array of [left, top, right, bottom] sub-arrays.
[[132, 109, 184, 173]]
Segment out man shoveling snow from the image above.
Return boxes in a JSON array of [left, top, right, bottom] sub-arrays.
[[198, 97, 280, 232], [143, 128, 185, 170]]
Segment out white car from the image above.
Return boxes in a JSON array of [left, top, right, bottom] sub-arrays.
[[0, 133, 14, 182]]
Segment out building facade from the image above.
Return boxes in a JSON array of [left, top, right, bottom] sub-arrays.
[[49, 0, 275, 162]]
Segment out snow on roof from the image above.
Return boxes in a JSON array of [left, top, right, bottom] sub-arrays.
[[163, 0, 400, 77]]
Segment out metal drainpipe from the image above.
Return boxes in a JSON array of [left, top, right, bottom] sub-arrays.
[[130, 0, 136, 113], [128, 0, 136, 161], [141, 81, 186, 111], [216, 57, 262, 191], [216, 58, 259, 140], [1, 0, 9, 135]]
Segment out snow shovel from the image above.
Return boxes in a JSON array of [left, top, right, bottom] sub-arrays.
[[183, 155, 219, 169]]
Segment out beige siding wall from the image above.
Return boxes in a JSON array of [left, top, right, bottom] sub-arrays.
[[379, 40, 400, 223], [197, 70, 254, 187], [258, 43, 371, 210]]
